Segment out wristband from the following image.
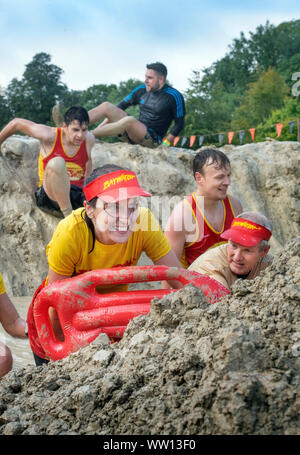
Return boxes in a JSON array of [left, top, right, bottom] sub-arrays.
[[162, 139, 171, 146]]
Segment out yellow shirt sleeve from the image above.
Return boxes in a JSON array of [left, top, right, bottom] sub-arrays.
[[46, 207, 171, 278], [0, 273, 6, 295], [46, 211, 85, 276]]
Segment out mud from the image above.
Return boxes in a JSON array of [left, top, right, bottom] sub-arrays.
[[1, 138, 300, 296], [0, 238, 299, 435]]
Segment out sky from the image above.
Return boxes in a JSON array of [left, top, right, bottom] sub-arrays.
[[0, 0, 300, 94]]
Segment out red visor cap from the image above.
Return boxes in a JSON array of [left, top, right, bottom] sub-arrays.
[[220, 218, 272, 247], [83, 170, 151, 203]]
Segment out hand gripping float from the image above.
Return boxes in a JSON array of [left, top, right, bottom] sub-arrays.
[[33, 266, 230, 361]]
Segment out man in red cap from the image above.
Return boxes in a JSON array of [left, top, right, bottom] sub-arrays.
[[27, 164, 183, 366], [188, 211, 273, 290]]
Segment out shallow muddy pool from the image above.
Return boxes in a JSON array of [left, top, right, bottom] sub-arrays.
[[0, 296, 34, 370]]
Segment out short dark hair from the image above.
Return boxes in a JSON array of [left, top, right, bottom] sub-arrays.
[[85, 164, 126, 188], [193, 148, 231, 178], [64, 106, 89, 126], [146, 62, 167, 79]]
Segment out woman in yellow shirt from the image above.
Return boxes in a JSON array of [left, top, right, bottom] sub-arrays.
[[28, 164, 182, 365], [0, 273, 27, 378]]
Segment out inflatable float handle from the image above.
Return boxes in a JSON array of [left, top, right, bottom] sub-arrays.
[[33, 266, 230, 360]]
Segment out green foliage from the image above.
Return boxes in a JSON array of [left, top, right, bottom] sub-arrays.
[[2, 18, 300, 145], [6, 78, 28, 119], [22, 53, 67, 122], [184, 75, 236, 136], [0, 91, 11, 126], [253, 97, 300, 142], [183, 19, 300, 146], [0, 53, 143, 132], [231, 68, 289, 130], [60, 89, 83, 112], [248, 21, 280, 70], [80, 84, 118, 111], [4, 52, 67, 126], [79, 78, 142, 119]]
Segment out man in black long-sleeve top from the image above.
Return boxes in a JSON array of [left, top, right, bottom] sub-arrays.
[[88, 62, 185, 148]]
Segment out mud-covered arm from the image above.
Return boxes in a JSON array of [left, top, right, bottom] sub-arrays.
[[0, 118, 54, 154], [154, 250, 183, 289], [84, 132, 96, 179], [0, 292, 27, 338]]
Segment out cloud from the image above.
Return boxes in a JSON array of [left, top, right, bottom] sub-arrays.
[[0, 0, 300, 94]]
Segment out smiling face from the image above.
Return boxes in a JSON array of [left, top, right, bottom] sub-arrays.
[[195, 160, 231, 201], [85, 197, 139, 245], [145, 69, 165, 92], [64, 120, 88, 147], [227, 240, 269, 276]]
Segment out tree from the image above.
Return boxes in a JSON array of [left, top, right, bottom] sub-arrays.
[[184, 71, 235, 136], [80, 84, 118, 111], [184, 19, 300, 142], [0, 92, 11, 129], [22, 52, 67, 123], [5, 53, 67, 124], [231, 68, 289, 129], [117, 78, 143, 101], [59, 89, 83, 113], [254, 96, 300, 142], [184, 70, 208, 135], [248, 21, 280, 70], [5, 78, 28, 118], [79, 79, 143, 127]]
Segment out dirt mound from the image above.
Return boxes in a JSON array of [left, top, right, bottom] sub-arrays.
[[1, 238, 299, 435], [1, 137, 300, 296]]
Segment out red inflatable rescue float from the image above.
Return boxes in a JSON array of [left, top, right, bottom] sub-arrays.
[[33, 266, 230, 361]]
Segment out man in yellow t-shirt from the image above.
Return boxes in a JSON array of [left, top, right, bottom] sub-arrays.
[[27, 164, 182, 365], [0, 273, 27, 378]]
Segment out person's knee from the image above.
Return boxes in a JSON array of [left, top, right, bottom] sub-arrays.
[[45, 157, 67, 177], [122, 116, 136, 128], [100, 101, 116, 116], [101, 101, 112, 110], [0, 343, 13, 378], [124, 117, 147, 141]]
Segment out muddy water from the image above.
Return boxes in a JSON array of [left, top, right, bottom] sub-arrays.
[[0, 296, 34, 370]]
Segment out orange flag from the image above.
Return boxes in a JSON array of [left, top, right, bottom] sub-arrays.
[[190, 135, 196, 147], [228, 131, 234, 144], [173, 136, 180, 146], [276, 123, 283, 137], [249, 128, 256, 141]]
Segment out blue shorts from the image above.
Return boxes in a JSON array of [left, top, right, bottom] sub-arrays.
[[119, 127, 162, 148]]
